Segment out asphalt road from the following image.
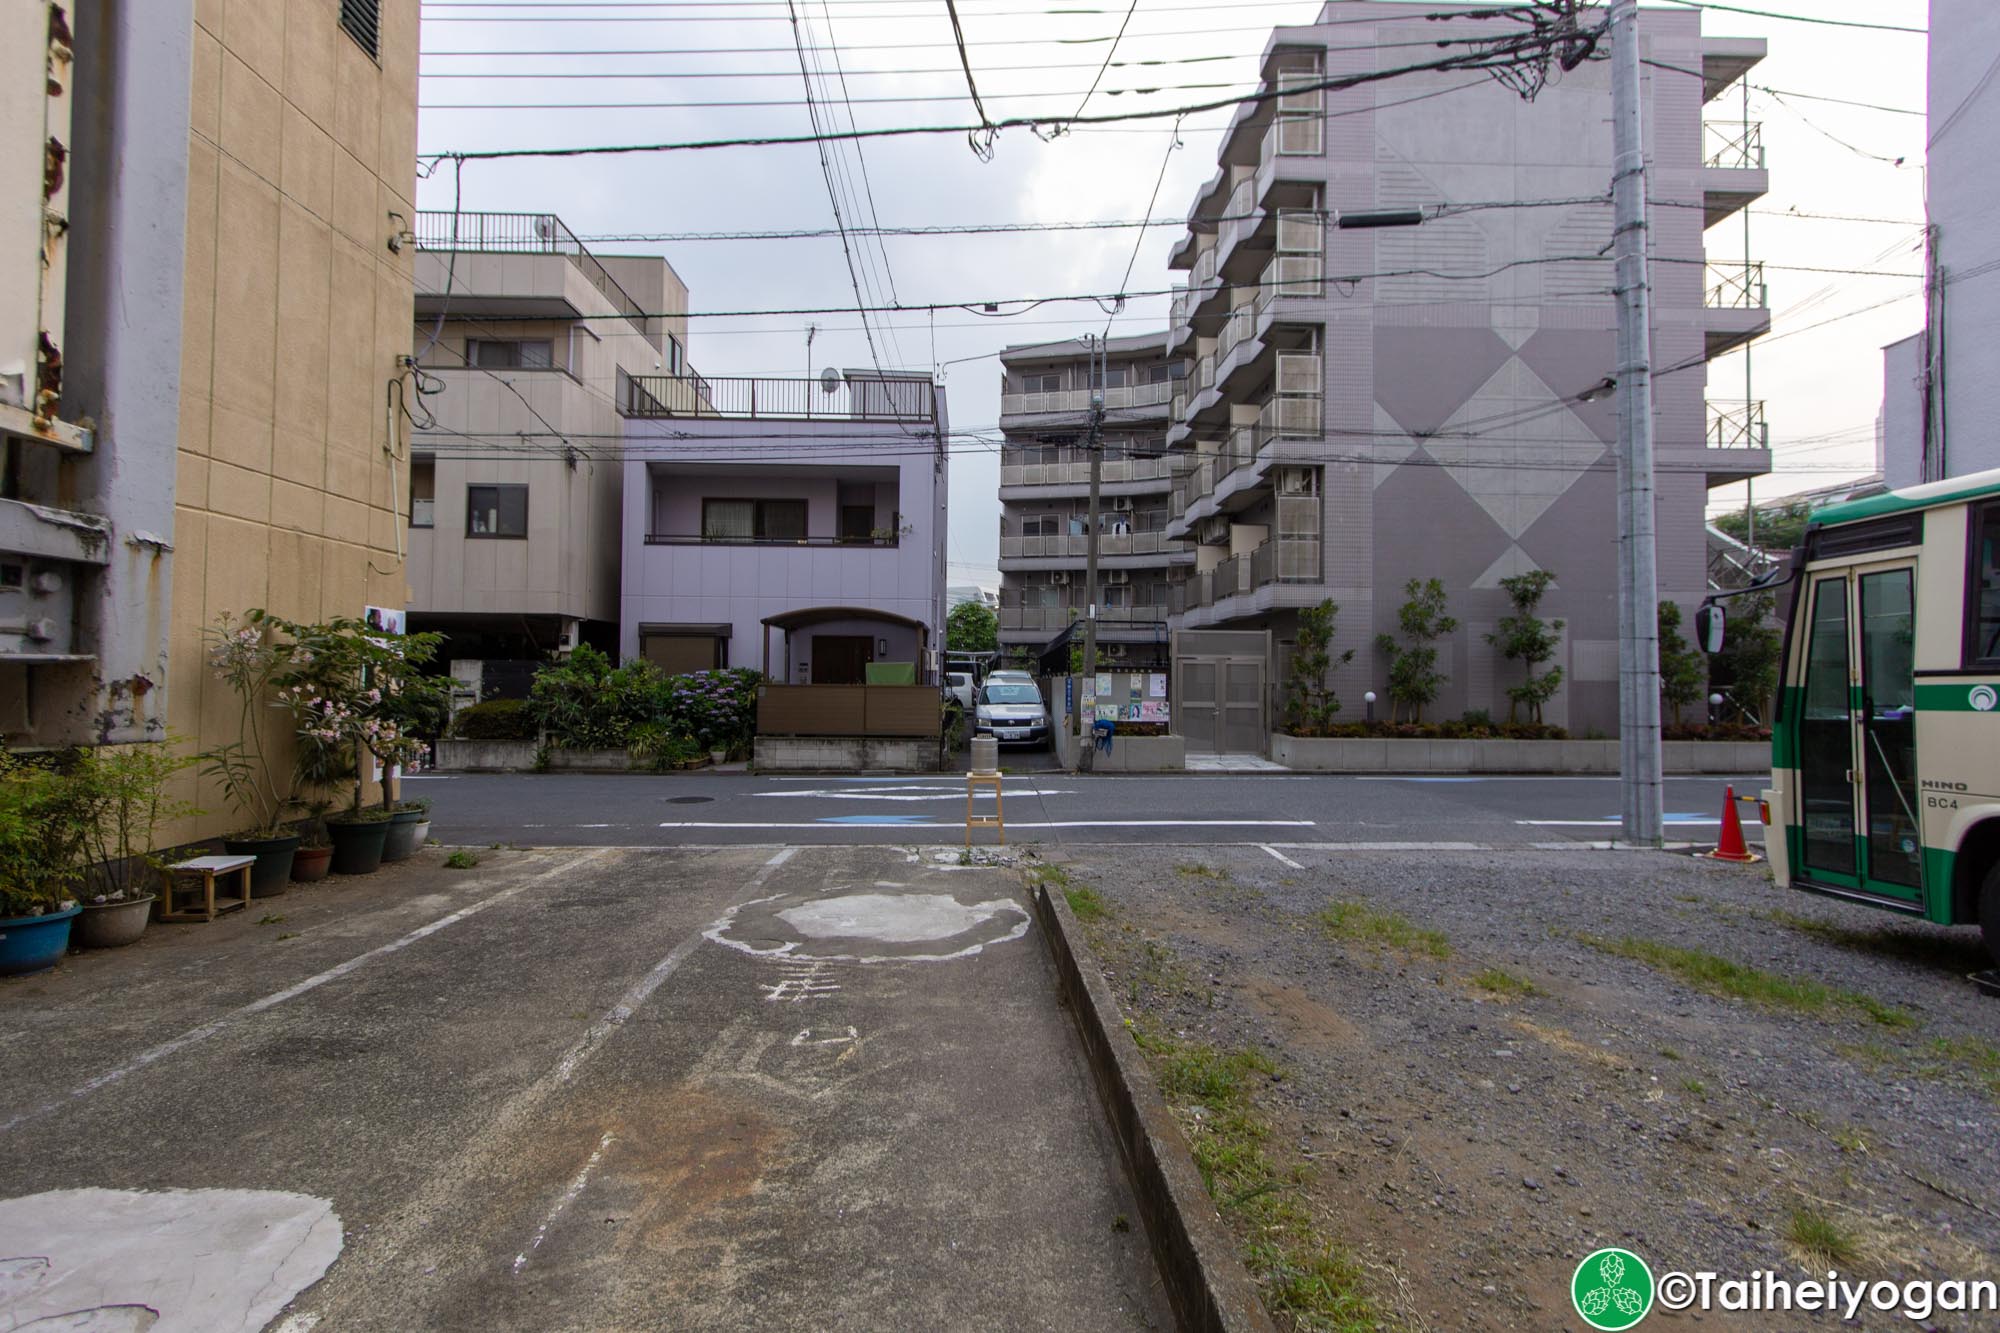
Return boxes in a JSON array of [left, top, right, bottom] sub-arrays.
[[408, 770, 1771, 850], [0, 845, 1164, 1330]]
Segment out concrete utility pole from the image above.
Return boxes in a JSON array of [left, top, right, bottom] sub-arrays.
[[1078, 335, 1105, 772], [1610, 0, 1664, 845]]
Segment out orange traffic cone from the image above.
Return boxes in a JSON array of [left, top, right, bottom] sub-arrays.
[[1707, 784, 1759, 863]]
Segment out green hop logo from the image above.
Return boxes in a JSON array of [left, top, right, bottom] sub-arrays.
[[1570, 1248, 1654, 1330]]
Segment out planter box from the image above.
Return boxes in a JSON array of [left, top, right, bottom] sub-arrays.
[[1053, 726, 1185, 773], [435, 739, 540, 772], [544, 748, 636, 772], [1270, 734, 1771, 775], [753, 736, 941, 773]]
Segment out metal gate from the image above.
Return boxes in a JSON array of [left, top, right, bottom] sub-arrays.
[[1172, 630, 1271, 754]]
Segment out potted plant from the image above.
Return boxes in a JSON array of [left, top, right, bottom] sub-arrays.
[[0, 753, 88, 975], [204, 611, 302, 895], [381, 796, 430, 863], [73, 738, 201, 948], [289, 801, 334, 883]]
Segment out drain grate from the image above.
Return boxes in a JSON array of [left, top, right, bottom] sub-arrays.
[[666, 795, 715, 804]]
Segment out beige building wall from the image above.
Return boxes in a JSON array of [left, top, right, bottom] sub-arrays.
[[407, 246, 687, 638], [168, 0, 420, 839]]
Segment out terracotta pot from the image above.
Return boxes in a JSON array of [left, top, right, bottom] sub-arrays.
[[290, 845, 333, 883], [74, 895, 156, 949]]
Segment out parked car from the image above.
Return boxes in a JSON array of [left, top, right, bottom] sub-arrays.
[[986, 669, 1035, 685], [975, 680, 1050, 747], [944, 672, 976, 711]]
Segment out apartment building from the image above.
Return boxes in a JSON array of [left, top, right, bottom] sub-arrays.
[[1879, 0, 1999, 487], [3, 1, 418, 836], [995, 334, 1189, 669], [407, 211, 689, 662], [618, 370, 949, 682], [1159, 0, 1772, 735]]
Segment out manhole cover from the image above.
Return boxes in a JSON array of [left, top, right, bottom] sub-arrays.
[[666, 795, 714, 804]]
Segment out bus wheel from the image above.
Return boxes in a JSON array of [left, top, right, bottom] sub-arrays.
[[1983, 861, 2000, 968]]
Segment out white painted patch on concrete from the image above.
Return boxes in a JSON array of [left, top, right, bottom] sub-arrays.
[[514, 1131, 614, 1275], [0, 1188, 341, 1333], [1257, 844, 1305, 870], [271, 1316, 321, 1333], [777, 893, 1011, 944]]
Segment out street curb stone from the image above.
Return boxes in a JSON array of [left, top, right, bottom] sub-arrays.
[[1031, 879, 1277, 1333]]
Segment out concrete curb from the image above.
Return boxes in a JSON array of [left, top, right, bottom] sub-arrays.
[[1031, 880, 1277, 1333]]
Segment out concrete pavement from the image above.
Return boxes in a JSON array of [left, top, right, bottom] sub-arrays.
[[0, 845, 1165, 1331]]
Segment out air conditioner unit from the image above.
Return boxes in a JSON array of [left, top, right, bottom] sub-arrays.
[[1110, 496, 1134, 512], [1103, 643, 1128, 659], [1277, 467, 1316, 496], [1105, 570, 1131, 585], [1051, 571, 1071, 585]]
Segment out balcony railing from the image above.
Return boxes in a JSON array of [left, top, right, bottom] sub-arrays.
[[1703, 121, 1765, 170], [999, 381, 1173, 417], [1000, 530, 1180, 560], [1169, 286, 1190, 336], [623, 374, 935, 422], [1707, 399, 1769, 450], [644, 532, 900, 548], [1705, 260, 1767, 309], [1251, 536, 1320, 587], [997, 604, 1167, 632], [414, 210, 651, 337], [1000, 456, 1175, 487]]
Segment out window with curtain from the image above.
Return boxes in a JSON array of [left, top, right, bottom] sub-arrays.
[[703, 498, 809, 541], [466, 484, 527, 538], [468, 339, 553, 369]]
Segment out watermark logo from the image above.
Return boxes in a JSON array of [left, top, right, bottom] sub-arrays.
[[1572, 1248, 1655, 1330], [1970, 684, 1997, 712]]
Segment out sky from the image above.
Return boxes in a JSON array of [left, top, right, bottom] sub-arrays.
[[415, 0, 1932, 592]]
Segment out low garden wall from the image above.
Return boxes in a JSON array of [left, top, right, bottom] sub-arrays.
[[434, 739, 540, 772], [753, 736, 942, 772], [1270, 734, 1769, 775], [1052, 726, 1185, 773]]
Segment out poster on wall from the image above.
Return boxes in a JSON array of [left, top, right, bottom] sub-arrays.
[[364, 605, 407, 782], [1148, 673, 1167, 698], [1139, 700, 1169, 722]]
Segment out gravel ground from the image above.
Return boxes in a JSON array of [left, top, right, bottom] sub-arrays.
[[1046, 842, 2000, 1331]]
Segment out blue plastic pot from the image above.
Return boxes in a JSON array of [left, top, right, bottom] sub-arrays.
[[0, 905, 81, 976]]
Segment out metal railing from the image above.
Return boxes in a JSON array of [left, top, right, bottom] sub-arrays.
[[1251, 536, 1320, 587], [623, 374, 935, 422], [1705, 260, 1767, 309], [1000, 456, 1174, 487], [999, 530, 1179, 559], [1703, 120, 1765, 170], [1707, 399, 1769, 450], [997, 604, 1164, 632], [644, 532, 899, 548], [413, 210, 652, 338], [998, 381, 1173, 417]]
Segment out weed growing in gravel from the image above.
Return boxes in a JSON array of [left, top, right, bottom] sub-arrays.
[[1832, 1126, 1871, 1154], [256, 913, 284, 926], [1763, 909, 1990, 973], [444, 850, 479, 869], [1064, 883, 1110, 923], [1784, 1206, 1860, 1270], [1679, 1077, 1707, 1099], [1922, 1036, 2000, 1100], [1471, 967, 1542, 999], [1314, 901, 1451, 959], [1175, 862, 1231, 883], [1133, 1027, 1378, 1331], [1658, 1047, 1683, 1061], [1578, 935, 1913, 1028]]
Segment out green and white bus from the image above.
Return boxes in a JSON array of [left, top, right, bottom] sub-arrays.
[[1732, 466, 2000, 964]]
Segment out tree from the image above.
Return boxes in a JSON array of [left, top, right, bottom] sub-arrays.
[[1709, 592, 1782, 725], [1486, 571, 1564, 724], [1656, 601, 1708, 726], [1284, 600, 1356, 736], [1712, 499, 1814, 553], [1375, 578, 1458, 724], [946, 600, 998, 654]]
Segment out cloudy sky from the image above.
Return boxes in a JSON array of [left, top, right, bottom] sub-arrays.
[[415, 0, 1931, 591]]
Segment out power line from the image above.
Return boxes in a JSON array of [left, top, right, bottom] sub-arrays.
[[1070, 0, 1143, 124], [944, 0, 999, 152], [419, 78, 1260, 110], [1649, 0, 1925, 36], [418, 52, 1252, 77]]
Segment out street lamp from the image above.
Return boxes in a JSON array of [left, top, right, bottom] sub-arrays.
[[1364, 690, 1377, 724]]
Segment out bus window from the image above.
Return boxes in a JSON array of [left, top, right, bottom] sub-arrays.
[[1972, 502, 2000, 665], [1800, 577, 1856, 878], [1859, 569, 1920, 890]]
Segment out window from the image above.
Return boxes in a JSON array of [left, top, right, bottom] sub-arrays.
[[466, 484, 528, 538], [467, 339, 553, 370], [1021, 372, 1061, 393], [1971, 502, 2000, 665], [1089, 367, 1128, 389], [409, 461, 434, 529], [339, 0, 379, 60], [1147, 363, 1181, 384], [703, 498, 809, 542], [839, 505, 875, 543], [1021, 514, 1058, 538]]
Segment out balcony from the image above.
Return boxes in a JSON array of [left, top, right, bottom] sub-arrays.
[[1699, 121, 1768, 227], [1000, 455, 1175, 490], [622, 373, 934, 423], [1187, 245, 1228, 332], [998, 380, 1173, 420], [1705, 399, 1772, 487], [998, 604, 1168, 634], [998, 529, 1186, 563], [1169, 537, 1323, 623], [645, 532, 898, 548], [1703, 260, 1771, 358], [413, 210, 653, 343]]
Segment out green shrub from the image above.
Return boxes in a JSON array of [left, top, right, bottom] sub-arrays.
[[526, 647, 761, 753], [452, 698, 537, 741]]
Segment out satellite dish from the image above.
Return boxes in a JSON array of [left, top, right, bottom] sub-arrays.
[[819, 366, 843, 395]]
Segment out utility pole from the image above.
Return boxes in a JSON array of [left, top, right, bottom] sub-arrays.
[[1078, 335, 1105, 772], [1610, 0, 1663, 846]]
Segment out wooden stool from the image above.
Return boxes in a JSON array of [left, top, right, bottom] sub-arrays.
[[965, 771, 1004, 847], [157, 854, 256, 923]]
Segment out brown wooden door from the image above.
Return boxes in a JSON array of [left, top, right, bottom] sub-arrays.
[[811, 636, 874, 684]]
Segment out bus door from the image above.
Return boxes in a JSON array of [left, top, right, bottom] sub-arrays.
[[1795, 561, 1923, 902]]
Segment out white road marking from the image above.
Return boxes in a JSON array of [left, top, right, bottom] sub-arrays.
[[1265, 840, 1490, 851], [1258, 844, 1305, 869], [755, 785, 1076, 802], [0, 850, 614, 1134], [1516, 818, 1761, 827], [660, 819, 1316, 830], [513, 1130, 615, 1275], [790, 1026, 860, 1048], [760, 960, 842, 1003]]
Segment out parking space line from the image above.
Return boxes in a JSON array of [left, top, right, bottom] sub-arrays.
[[1258, 844, 1305, 869], [1, 850, 614, 1134]]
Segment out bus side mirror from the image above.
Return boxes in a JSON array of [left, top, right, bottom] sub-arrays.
[[1694, 604, 1725, 655]]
